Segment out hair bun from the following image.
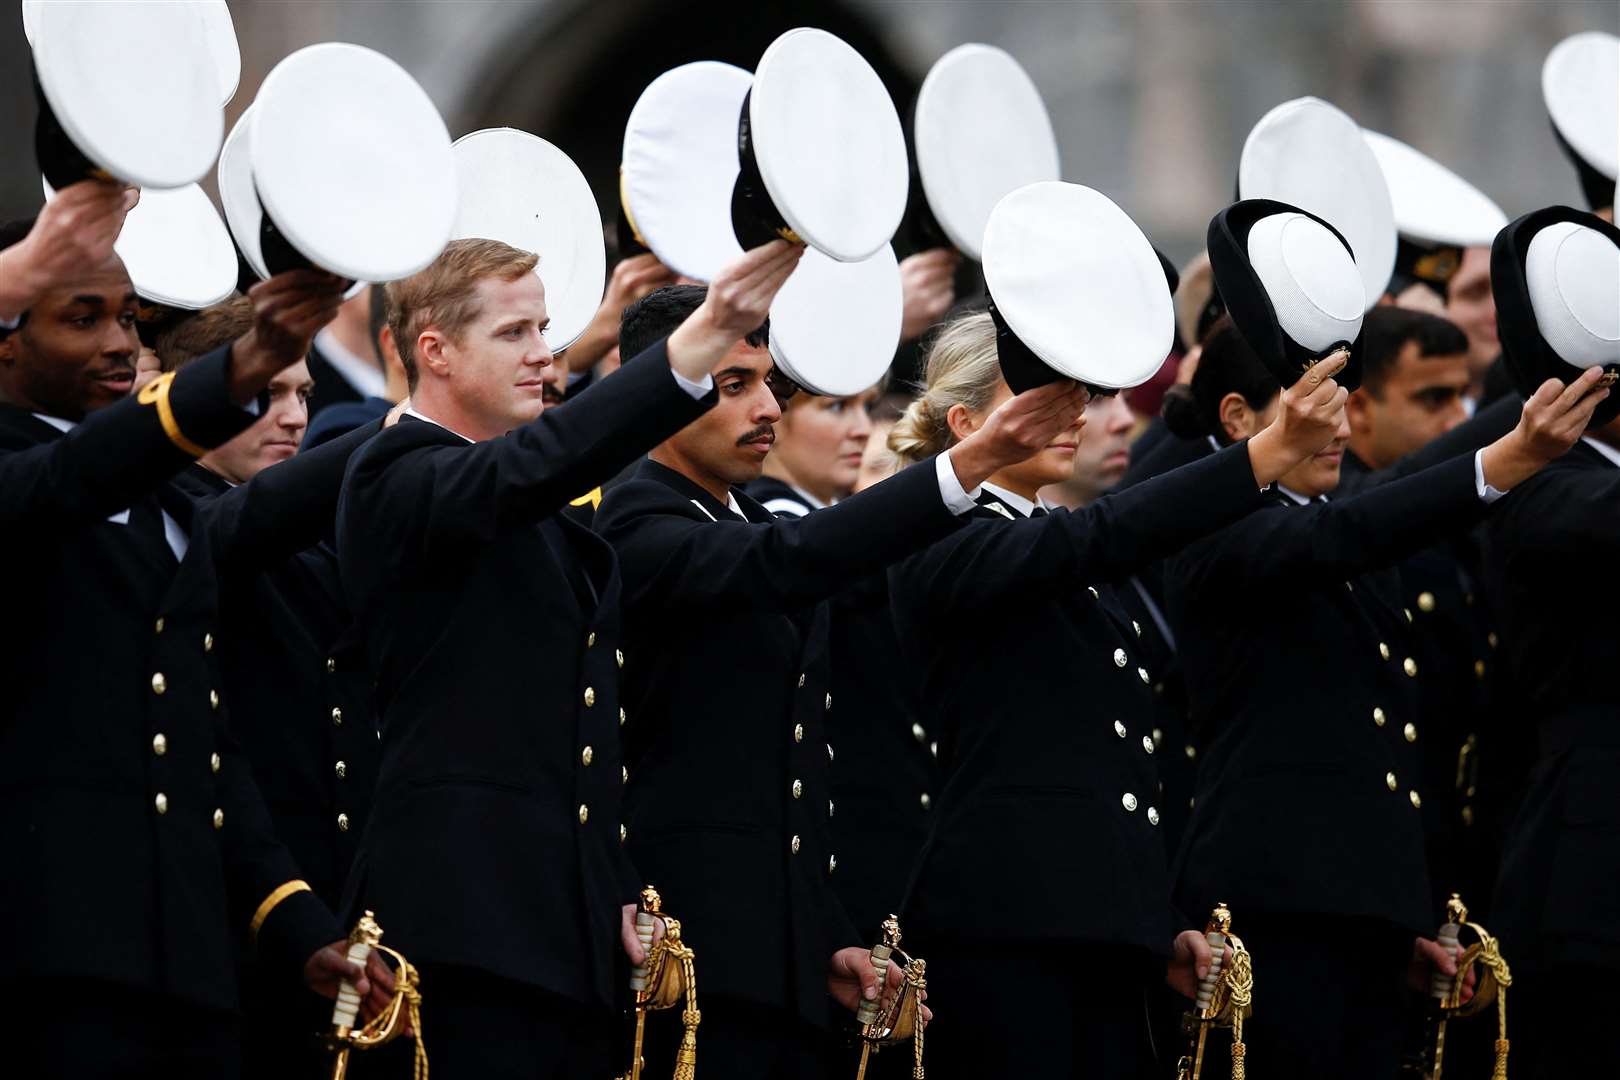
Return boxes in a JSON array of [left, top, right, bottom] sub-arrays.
[[1160, 384, 1207, 440]]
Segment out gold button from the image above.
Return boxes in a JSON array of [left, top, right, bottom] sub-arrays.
[[620, 824, 628, 843], [827, 743, 835, 763], [1403, 723, 1417, 743], [828, 855, 837, 874], [154, 617, 165, 634], [1113, 648, 1127, 668], [210, 689, 220, 710], [1409, 790, 1423, 809], [1378, 642, 1391, 661], [331, 706, 342, 726], [151, 672, 167, 695], [795, 723, 805, 743], [616, 649, 625, 669], [1386, 772, 1398, 791], [1474, 659, 1486, 679], [911, 722, 925, 742], [1461, 806, 1475, 827], [578, 804, 589, 824], [1487, 632, 1498, 650], [1184, 745, 1197, 760], [1113, 720, 1127, 738], [581, 745, 594, 766], [152, 733, 167, 756], [1121, 792, 1138, 812], [1418, 591, 1436, 613], [326, 657, 336, 673], [335, 760, 347, 779], [1373, 706, 1386, 727], [1088, 586, 1100, 600], [586, 631, 596, 647], [920, 793, 932, 810], [790, 835, 801, 854], [154, 793, 169, 815], [619, 707, 627, 726], [583, 687, 596, 708], [622, 766, 628, 785], [797, 673, 806, 688], [338, 813, 350, 831], [210, 752, 220, 773], [1138, 667, 1150, 684], [203, 632, 214, 652], [1132, 620, 1142, 637], [212, 808, 224, 830], [791, 779, 803, 799], [1142, 736, 1155, 755], [1404, 657, 1419, 678], [824, 692, 832, 711], [1147, 807, 1160, 826]]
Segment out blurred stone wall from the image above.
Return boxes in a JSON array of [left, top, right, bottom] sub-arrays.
[[1, 0, 1611, 263]]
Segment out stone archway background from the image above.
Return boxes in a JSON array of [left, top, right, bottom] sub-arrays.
[[460, 0, 922, 260]]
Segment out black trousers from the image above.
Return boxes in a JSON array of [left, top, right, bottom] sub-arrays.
[[908, 937, 1157, 1079], [1502, 964, 1605, 1080], [637, 993, 840, 1080], [363, 963, 617, 1080], [1234, 913, 1412, 1080], [240, 959, 332, 1080], [10, 977, 241, 1080]]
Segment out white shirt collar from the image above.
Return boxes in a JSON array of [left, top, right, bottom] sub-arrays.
[[34, 413, 188, 557], [1276, 483, 1327, 506], [314, 328, 388, 400], [1581, 435, 1620, 469], [785, 482, 828, 511], [404, 406, 476, 444], [33, 412, 74, 434], [980, 481, 1049, 518]]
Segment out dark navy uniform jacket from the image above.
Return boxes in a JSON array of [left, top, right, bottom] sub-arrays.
[[335, 343, 712, 1011], [0, 348, 338, 1010]]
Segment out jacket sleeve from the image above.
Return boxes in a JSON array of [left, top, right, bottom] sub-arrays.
[[1344, 395, 1522, 494], [199, 420, 382, 580], [597, 457, 961, 614], [217, 718, 343, 985], [1190, 452, 1488, 590], [343, 341, 713, 563], [894, 441, 1265, 614], [0, 345, 256, 529]]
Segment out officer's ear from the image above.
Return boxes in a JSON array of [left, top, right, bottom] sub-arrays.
[[416, 325, 452, 379], [1344, 386, 1377, 441], [1217, 390, 1263, 443], [0, 324, 20, 367]]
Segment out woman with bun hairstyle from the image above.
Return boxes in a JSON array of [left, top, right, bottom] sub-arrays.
[[882, 310, 1351, 1078], [1158, 317, 1609, 1080]]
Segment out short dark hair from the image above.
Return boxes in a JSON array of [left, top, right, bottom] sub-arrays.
[[367, 284, 390, 365], [618, 284, 769, 366], [1162, 315, 1276, 444], [153, 295, 252, 371], [0, 218, 38, 336], [1358, 307, 1469, 398]]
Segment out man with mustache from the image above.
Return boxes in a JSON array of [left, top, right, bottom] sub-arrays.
[[594, 282, 1090, 1076], [0, 193, 388, 1077]]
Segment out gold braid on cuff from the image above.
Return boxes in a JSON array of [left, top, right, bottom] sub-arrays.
[[250, 879, 313, 942], [136, 371, 209, 458]]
